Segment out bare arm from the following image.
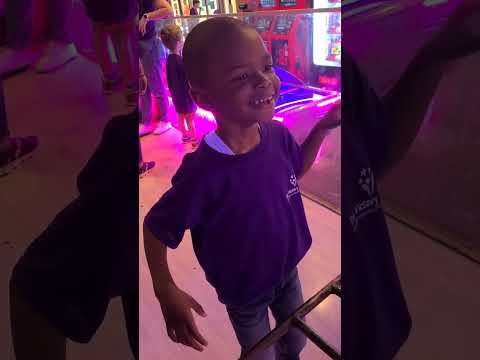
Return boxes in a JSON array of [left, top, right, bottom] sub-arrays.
[[148, 0, 174, 20], [143, 224, 176, 297], [299, 102, 341, 179], [143, 223, 208, 351]]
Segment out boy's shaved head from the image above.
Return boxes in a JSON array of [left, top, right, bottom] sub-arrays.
[[183, 17, 254, 89]]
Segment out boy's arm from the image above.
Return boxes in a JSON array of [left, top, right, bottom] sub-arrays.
[[298, 102, 341, 179], [143, 224, 176, 297], [143, 224, 208, 351]]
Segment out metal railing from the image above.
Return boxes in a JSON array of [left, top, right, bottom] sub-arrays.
[[239, 275, 341, 360]]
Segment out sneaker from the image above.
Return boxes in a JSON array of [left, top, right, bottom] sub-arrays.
[[139, 161, 155, 178], [125, 83, 139, 107], [0, 48, 36, 77], [0, 136, 39, 177], [139, 123, 155, 137], [153, 122, 172, 135], [34, 42, 77, 73]]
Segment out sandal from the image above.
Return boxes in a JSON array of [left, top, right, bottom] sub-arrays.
[[0, 136, 39, 177], [139, 160, 155, 178]]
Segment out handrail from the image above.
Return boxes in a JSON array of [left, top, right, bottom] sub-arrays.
[[157, 7, 340, 21], [239, 275, 341, 360]]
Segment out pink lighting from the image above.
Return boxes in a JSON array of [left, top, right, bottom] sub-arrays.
[[167, 96, 216, 122], [317, 95, 341, 108]]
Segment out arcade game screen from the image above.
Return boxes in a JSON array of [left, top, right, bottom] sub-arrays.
[[280, 0, 297, 7], [260, 0, 276, 8], [313, 0, 341, 67], [256, 16, 274, 33]]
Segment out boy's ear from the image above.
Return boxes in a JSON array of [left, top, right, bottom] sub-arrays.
[[189, 87, 215, 112]]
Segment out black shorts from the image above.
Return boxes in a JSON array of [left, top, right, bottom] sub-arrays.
[[11, 196, 137, 343]]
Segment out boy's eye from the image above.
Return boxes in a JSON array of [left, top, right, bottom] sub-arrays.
[[234, 73, 249, 81], [265, 64, 274, 72]]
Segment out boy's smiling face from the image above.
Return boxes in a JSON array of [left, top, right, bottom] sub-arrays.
[[196, 27, 280, 127]]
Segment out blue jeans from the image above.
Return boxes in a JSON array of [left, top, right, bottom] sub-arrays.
[[225, 268, 307, 360], [139, 36, 168, 125], [5, 0, 72, 50]]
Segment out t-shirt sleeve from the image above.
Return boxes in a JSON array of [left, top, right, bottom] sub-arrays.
[[143, 155, 206, 249], [343, 51, 391, 175], [278, 123, 303, 176]]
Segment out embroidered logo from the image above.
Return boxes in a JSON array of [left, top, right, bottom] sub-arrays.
[[358, 168, 375, 196], [286, 173, 300, 201], [349, 168, 381, 232]]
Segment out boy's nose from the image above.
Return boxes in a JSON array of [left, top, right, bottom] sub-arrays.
[[254, 71, 271, 88]]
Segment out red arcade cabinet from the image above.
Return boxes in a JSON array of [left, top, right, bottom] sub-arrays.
[[270, 14, 311, 81]]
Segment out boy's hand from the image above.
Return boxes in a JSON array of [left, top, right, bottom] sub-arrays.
[[157, 283, 208, 351], [315, 100, 341, 131], [420, 0, 480, 63]]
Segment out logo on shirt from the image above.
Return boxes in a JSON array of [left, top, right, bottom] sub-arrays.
[[349, 168, 381, 231], [286, 173, 300, 201]]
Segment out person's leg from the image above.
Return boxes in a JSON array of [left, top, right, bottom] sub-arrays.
[[46, 0, 73, 44], [92, 23, 121, 94], [0, 0, 36, 76], [121, 290, 139, 360], [34, 0, 77, 73], [5, 0, 33, 51], [185, 112, 197, 140], [177, 113, 189, 141], [10, 281, 67, 360], [139, 40, 153, 128], [269, 268, 307, 360], [110, 20, 138, 104], [141, 38, 169, 126], [225, 296, 277, 360]]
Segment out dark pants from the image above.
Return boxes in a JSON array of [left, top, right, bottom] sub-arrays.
[[5, 0, 72, 50]]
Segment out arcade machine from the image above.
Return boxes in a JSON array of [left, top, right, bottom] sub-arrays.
[[270, 13, 310, 81], [312, 0, 341, 90]]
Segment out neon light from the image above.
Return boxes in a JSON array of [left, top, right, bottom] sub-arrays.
[[275, 98, 315, 111], [317, 95, 341, 108], [273, 116, 284, 122], [168, 96, 216, 122]]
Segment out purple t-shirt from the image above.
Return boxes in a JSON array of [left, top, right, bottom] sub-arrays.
[[342, 51, 412, 359], [144, 121, 312, 306]]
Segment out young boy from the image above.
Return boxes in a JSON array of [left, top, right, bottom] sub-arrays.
[[342, 2, 479, 359], [143, 17, 340, 359], [10, 109, 140, 360]]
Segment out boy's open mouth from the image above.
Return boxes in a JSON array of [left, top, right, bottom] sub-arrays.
[[251, 95, 275, 106]]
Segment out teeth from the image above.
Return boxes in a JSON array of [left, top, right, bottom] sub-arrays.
[[253, 96, 273, 105]]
